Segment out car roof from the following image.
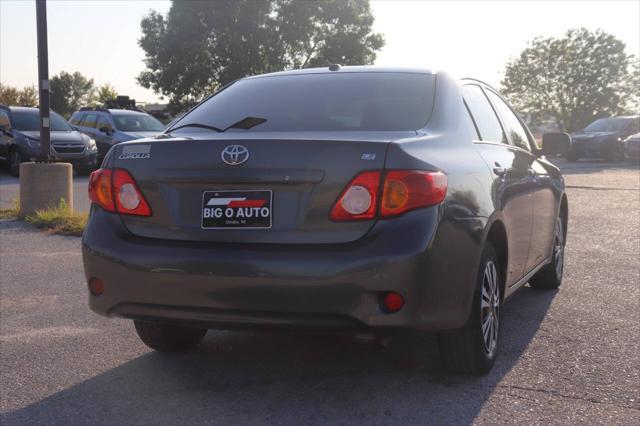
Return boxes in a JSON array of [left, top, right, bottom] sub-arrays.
[[8, 106, 39, 113], [108, 109, 148, 116], [593, 115, 640, 120], [244, 65, 435, 80]]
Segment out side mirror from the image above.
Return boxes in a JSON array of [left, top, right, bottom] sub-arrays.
[[541, 132, 571, 156]]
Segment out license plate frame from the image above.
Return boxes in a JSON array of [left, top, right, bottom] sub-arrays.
[[201, 190, 272, 229]]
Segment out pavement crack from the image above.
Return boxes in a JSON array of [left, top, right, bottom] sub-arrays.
[[446, 381, 639, 410], [566, 185, 640, 191]]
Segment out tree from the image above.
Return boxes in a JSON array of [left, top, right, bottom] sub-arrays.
[[0, 84, 20, 106], [501, 28, 639, 132], [138, 0, 384, 112], [17, 85, 38, 107], [50, 71, 95, 117], [0, 84, 39, 107], [95, 83, 118, 105]]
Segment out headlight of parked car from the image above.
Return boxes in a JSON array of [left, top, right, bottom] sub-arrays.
[[87, 138, 97, 151], [25, 137, 40, 149]]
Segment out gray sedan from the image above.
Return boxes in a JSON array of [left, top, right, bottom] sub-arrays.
[[82, 66, 569, 375]]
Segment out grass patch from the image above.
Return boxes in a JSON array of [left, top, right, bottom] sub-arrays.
[[24, 199, 88, 236], [1, 198, 87, 236], [0, 198, 20, 219]]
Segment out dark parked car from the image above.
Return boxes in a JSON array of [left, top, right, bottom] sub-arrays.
[[0, 105, 98, 176], [82, 67, 570, 375], [567, 116, 640, 162], [624, 133, 640, 162], [70, 107, 165, 163]]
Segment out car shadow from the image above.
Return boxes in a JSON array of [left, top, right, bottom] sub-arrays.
[[1, 287, 557, 425], [550, 157, 639, 175]]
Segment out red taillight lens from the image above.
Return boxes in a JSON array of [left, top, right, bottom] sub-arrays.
[[88, 168, 152, 217], [112, 169, 152, 216], [330, 170, 447, 221], [380, 171, 447, 217], [330, 171, 381, 221]]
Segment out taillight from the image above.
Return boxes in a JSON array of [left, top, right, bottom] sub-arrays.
[[330, 170, 447, 221], [330, 171, 381, 221], [88, 168, 152, 216], [380, 171, 447, 217], [88, 169, 115, 212]]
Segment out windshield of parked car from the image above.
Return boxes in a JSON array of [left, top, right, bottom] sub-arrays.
[[113, 114, 165, 132], [171, 72, 436, 132], [583, 117, 633, 133], [12, 110, 73, 132]]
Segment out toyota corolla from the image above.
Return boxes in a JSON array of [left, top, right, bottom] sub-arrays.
[[83, 66, 569, 374]]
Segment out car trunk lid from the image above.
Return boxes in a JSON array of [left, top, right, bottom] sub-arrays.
[[111, 131, 401, 244]]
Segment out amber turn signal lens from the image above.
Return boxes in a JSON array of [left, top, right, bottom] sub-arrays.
[[382, 179, 409, 212]]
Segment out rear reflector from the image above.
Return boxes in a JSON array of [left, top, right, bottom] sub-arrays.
[[88, 277, 104, 296], [382, 292, 404, 313], [89, 168, 152, 216], [330, 170, 447, 221]]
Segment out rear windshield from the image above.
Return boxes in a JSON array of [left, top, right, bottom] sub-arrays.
[[113, 114, 164, 132], [172, 72, 436, 132], [12, 111, 72, 132], [583, 117, 634, 132]]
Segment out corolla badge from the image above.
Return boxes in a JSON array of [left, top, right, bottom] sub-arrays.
[[221, 145, 249, 165]]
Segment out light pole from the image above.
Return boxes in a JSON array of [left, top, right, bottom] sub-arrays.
[[19, 0, 73, 216], [36, 0, 51, 161]]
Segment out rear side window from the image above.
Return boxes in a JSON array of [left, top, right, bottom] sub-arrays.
[[462, 85, 506, 144], [96, 115, 113, 132], [485, 90, 531, 151], [81, 113, 98, 128], [174, 72, 436, 132], [69, 113, 83, 125]]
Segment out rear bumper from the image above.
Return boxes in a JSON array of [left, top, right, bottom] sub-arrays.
[[82, 207, 481, 332], [570, 141, 620, 158]]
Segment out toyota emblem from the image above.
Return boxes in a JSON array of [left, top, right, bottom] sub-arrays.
[[221, 145, 250, 165]]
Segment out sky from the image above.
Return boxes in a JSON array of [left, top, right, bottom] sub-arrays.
[[1, 0, 639, 105]]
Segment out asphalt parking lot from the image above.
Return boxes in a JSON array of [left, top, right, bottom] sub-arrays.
[[0, 159, 639, 425]]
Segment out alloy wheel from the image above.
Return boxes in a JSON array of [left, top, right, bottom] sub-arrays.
[[554, 218, 565, 279], [480, 260, 500, 355]]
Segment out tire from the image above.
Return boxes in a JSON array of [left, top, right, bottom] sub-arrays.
[[565, 152, 579, 162], [8, 149, 21, 177], [437, 243, 501, 375], [530, 215, 565, 290], [134, 320, 207, 353]]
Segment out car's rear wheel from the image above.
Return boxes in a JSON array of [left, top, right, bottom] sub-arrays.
[[530, 215, 565, 290], [8, 149, 21, 177], [437, 243, 501, 375], [565, 151, 579, 162], [134, 320, 207, 353]]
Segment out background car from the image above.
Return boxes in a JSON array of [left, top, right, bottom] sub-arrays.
[[69, 107, 165, 164], [83, 67, 569, 375], [624, 133, 640, 162], [567, 115, 640, 162], [0, 105, 98, 176]]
